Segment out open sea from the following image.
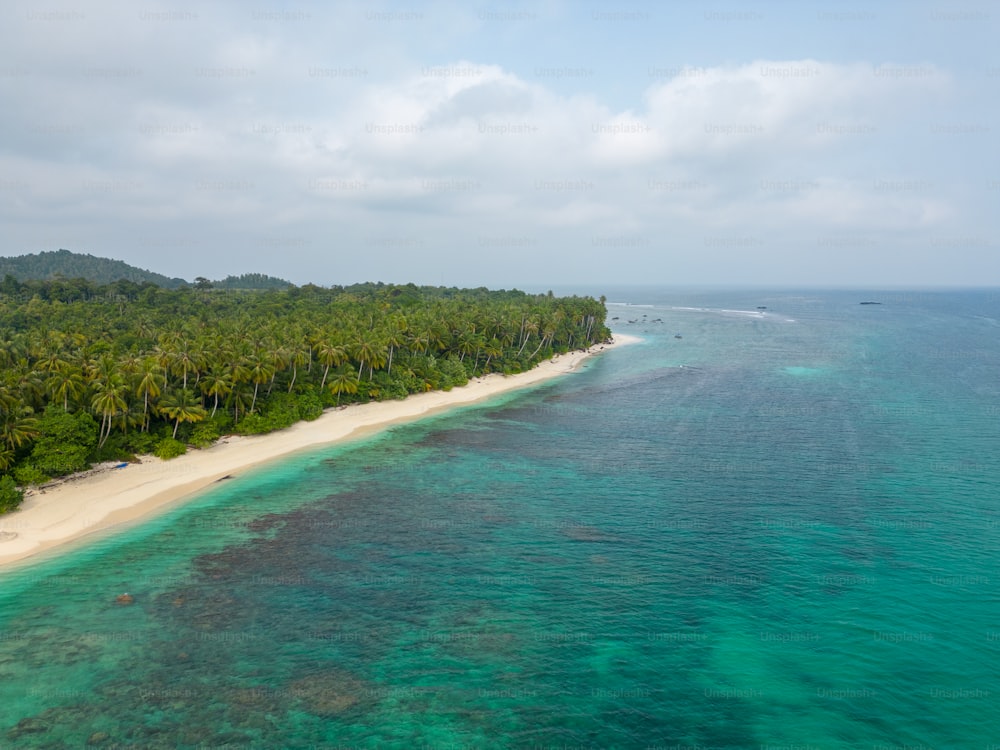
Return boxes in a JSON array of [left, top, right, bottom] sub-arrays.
[[1, 288, 999, 749]]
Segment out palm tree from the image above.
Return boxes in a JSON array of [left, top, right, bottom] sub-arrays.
[[327, 365, 359, 405], [169, 341, 201, 391], [0, 409, 40, 452], [199, 369, 232, 417], [483, 338, 504, 371], [317, 338, 348, 390], [91, 376, 128, 448], [228, 383, 253, 425], [266, 345, 289, 396], [352, 334, 386, 381], [528, 318, 558, 360], [383, 317, 407, 376], [246, 354, 275, 413], [517, 318, 539, 356], [46, 368, 86, 412], [34, 350, 71, 376], [134, 357, 163, 431], [285, 345, 310, 392], [456, 328, 483, 363], [157, 389, 207, 439], [406, 330, 430, 356]]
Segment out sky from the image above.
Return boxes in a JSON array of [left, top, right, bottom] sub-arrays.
[[1, 0, 997, 289]]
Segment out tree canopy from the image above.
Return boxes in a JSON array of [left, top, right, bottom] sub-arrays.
[[0, 278, 611, 513]]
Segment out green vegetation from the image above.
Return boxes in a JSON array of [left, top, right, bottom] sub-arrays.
[[212, 273, 293, 290], [0, 249, 186, 288], [0, 475, 22, 514], [0, 274, 610, 512], [0, 249, 292, 291]]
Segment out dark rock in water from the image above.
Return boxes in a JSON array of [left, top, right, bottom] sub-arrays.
[[247, 513, 286, 533], [287, 669, 372, 716], [562, 525, 621, 543], [115, 593, 134, 605], [7, 717, 48, 739]]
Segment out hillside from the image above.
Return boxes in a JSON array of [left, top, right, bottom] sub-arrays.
[[0, 249, 187, 288], [0, 250, 293, 290]]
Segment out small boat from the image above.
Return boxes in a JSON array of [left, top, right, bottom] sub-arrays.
[[674, 334, 683, 339]]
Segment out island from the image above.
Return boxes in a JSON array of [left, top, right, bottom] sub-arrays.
[[0, 254, 623, 565]]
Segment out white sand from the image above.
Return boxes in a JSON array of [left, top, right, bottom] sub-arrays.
[[0, 335, 639, 569]]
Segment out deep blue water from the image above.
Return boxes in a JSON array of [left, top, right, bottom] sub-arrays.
[[1, 288, 999, 748]]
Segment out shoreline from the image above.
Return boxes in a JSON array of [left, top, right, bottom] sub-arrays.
[[0, 334, 640, 570]]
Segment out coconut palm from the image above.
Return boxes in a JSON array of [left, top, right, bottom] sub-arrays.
[[317, 338, 348, 390], [47, 368, 87, 412], [0, 409, 40, 452], [352, 334, 386, 381], [134, 357, 163, 431], [199, 369, 232, 417], [285, 345, 310, 393], [157, 389, 207, 439], [327, 365, 359, 406], [91, 376, 128, 448], [246, 353, 275, 413], [483, 338, 504, 371]]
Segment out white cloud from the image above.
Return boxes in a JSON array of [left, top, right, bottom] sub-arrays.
[[0, 0, 982, 285]]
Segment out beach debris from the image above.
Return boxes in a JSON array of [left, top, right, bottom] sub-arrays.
[[115, 593, 134, 605]]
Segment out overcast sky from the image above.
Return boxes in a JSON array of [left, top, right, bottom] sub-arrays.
[[1, 0, 997, 288]]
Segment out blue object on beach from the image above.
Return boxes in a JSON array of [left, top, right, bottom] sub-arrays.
[[114, 463, 128, 469]]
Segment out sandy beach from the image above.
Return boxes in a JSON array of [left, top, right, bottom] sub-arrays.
[[0, 335, 638, 570]]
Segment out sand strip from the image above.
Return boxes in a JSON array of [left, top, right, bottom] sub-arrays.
[[0, 334, 639, 569]]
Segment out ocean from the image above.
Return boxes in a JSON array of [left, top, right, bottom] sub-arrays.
[[1, 288, 998, 748]]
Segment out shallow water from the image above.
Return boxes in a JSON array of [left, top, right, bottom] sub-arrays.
[[2, 289, 999, 748]]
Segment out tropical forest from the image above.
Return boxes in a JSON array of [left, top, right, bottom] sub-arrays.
[[0, 268, 610, 514]]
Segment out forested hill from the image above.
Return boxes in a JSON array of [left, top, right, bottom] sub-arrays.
[[0, 250, 186, 288], [0, 250, 292, 290], [0, 279, 611, 512]]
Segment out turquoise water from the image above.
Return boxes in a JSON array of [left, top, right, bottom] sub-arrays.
[[2, 289, 999, 748]]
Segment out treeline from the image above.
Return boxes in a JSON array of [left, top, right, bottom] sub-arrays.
[[211, 273, 293, 290], [0, 280, 610, 512]]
